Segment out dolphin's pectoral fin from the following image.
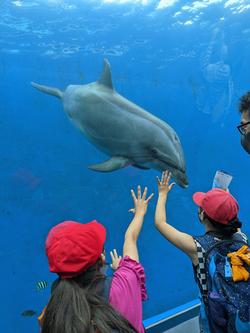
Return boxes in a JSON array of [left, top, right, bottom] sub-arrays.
[[31, 82, 63, 99], [88, 156, 129, 172], [98, 59, 114, 90]]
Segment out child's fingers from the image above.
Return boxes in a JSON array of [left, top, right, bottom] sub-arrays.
[[137, 185, 141, 199], [110, 251, 115, 262], [128, 208, 136, 214], [142, 186, 148, 199], [113, 249, 119, 259], [163, 170, 170, 182], [130, 189, 136, 203], [167, 172, 172, 182], [161, 171, 165, 183], [169, 182, 176, 190], [146, 193, 154, 203], [156, 176, 161, 185]]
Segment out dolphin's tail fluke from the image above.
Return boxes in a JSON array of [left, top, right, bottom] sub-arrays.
[[31, 82, 63, 99]]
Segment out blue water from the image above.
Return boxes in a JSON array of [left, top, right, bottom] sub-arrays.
[[1, 1, 250, 332]]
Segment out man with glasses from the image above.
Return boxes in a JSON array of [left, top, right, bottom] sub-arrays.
[[237, 91, 250, 154]]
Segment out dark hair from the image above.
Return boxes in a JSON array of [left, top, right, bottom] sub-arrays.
[[41, 259, 137, 333], [203, 212, 242, 237], [239, 91, 250, 115]]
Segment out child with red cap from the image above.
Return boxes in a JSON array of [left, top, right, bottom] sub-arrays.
[[154, 171, 249, 333], [39, 186, 153, 333]]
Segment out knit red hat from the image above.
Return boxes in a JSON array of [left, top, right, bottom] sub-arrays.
[[193, 188, 239, 225], [45, 220, 106, 279]]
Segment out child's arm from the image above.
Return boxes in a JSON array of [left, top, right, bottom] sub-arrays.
[[155, 171, 197, 260], [123, 186, 154, 262], [109, 188, 152, 333]]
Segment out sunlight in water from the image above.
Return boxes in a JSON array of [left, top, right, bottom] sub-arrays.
[[10, 0, 250, 13], [102, 0, 149, 4], [156, 0, 178, 10]]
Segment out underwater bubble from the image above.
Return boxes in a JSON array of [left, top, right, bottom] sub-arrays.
[[173, 11, 181, 17], [62, 4, 76, 10], [59, 25, 78, 33], [62, 46, 80, 54], [2, 48, 20, 54], [9, 49, 20, 53], [12, 1, 22, 6], [12, 1, 38, 7], [33, 29, 53, 36], [104, 49, 124, 56], [157, 0, 178, 10], [184, 20, 194, 25], [134, 39, 148, 45], [242, 28, 250, 34], [91, 48, 105, 54], [51, 43, 64, 50], [38, 42, 46, 47], [44, 50, 55, 56], [10, 21, 30, 32]]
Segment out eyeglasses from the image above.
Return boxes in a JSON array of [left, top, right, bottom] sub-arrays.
[[237, 121, 250, 135]]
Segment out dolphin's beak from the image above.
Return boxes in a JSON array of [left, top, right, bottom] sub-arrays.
[[177, 174, 189, 188], [179, 182, 189, 189]]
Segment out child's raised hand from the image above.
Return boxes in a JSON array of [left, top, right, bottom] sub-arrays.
[[129, 186, 154, 216], [157, 170, 175, 195], [110, 249, 122, 270]]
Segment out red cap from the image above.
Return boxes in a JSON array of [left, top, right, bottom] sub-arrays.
[[192, 188, 239, 225], [45, 220, 106, 279]]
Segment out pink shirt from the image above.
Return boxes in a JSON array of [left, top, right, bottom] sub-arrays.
[[109, 256, 147, 333]]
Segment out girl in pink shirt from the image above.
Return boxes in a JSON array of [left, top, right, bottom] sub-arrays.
[[39, 186, 153, 333]]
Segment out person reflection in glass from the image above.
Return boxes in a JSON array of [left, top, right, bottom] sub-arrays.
[[237, 91, 250, 154]]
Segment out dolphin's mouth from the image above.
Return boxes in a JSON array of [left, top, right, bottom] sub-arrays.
[[180, 182, 189, 188], [174, 168, 188, 188], [155, 158, 188, 188], [177, 178, 188, 188]]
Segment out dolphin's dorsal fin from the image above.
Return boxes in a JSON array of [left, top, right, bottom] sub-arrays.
[[98, 59, 114, 90]]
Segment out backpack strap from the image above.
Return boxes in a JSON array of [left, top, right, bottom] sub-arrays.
[[232, 231, 248, 244], [193, 239, 208, 296], [193, 233, 230, 296]]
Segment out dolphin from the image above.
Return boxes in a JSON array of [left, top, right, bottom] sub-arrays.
[[31, 59, 188, 187]]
